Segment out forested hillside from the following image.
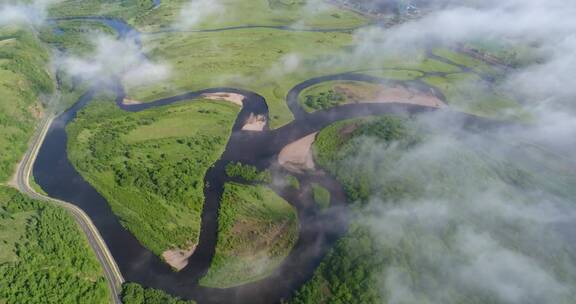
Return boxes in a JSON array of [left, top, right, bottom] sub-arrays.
[[0, 26, 53, 182], [0, 186, 109, 303]]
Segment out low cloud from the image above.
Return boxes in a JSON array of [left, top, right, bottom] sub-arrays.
[[337, 0, 576, 154], [352, 0, 576, 51], [0, 0, 58, 26], [173, 0, 225, 30], [352, 128, 576, 304], [60, 34, 170, 88], [267, 53, 302, 77]]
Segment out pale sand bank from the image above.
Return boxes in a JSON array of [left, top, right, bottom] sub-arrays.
[[278, 132, 318, 173], [242, 113, 267, 131], [162, 245, 196, 271], [202, 92, 244, 106]]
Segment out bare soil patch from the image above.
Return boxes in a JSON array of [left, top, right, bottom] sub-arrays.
[[278, 132, 317, 173], [122, 98, 143, 105], [242, 113, 267, 131], [335, 83, 446, 108], [202, 92, 245, 106], [162, 245, 197, 271]]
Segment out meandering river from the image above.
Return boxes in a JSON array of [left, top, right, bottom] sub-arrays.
[[36, 15, 503, 303]]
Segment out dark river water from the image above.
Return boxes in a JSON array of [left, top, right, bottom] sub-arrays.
[[37, 16, 503, 304]]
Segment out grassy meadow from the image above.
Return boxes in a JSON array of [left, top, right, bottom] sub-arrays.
[[67, 97, 239, 255], [41, 19, 115, 55], [133, 0, 367, 32], [422, 73, 525, 119], [47, 0, 367, 32], [129, 28, 354, 127], [200, 183, 298, 288], [130, 26, 521, 127], [47, 0, 157, 24]]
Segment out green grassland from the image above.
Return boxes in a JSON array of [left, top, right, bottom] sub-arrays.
[[133, 0, 367, 32], [366, 51, 463, 74], [200, 183, 298, 288], [0, 186, 109, 303], [130, 24, 517, 127], [47, 0, 367, 32], [40, 19, 115, 55], [432, 48, 502, 76], [423, 73, 525, 119], [358, 69, 424, 81], [48, 0, 157, 23], [291, 115, 576, 303], [67, 97, 239, 255], [44, 1, 527, 128], [461, 39, 541, 68], [129, 28, 355, 127], [0, 26, 53, 182]]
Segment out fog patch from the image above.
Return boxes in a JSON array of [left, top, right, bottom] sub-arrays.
[[353, 129, 576, 304], [59, 34, 170, 88], [0, 0, 59, 26], [353, 0, 576, 51], [267, 53, 302, 77], [173, 0, 225, 30]]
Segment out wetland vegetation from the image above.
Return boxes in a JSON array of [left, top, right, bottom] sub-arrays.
[[1, 0, 569, 303], [200, 183, 298, 288], [67, 97, 239, 254]]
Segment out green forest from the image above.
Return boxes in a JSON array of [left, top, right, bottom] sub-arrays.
[[0, 26, 53, 182], [121, 282, 195, 304], [225, 162, 272, 183], [0, 186, 109, 303], [302, 89, 346, 112], [291, 115, 576, 303]]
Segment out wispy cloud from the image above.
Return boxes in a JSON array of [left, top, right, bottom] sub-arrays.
[[59, 34, 170, 88], [318, 1, 576, 301], [0, 0, 59, 27], [173, 0, 225, 30], [351, 126, 576, 303]]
